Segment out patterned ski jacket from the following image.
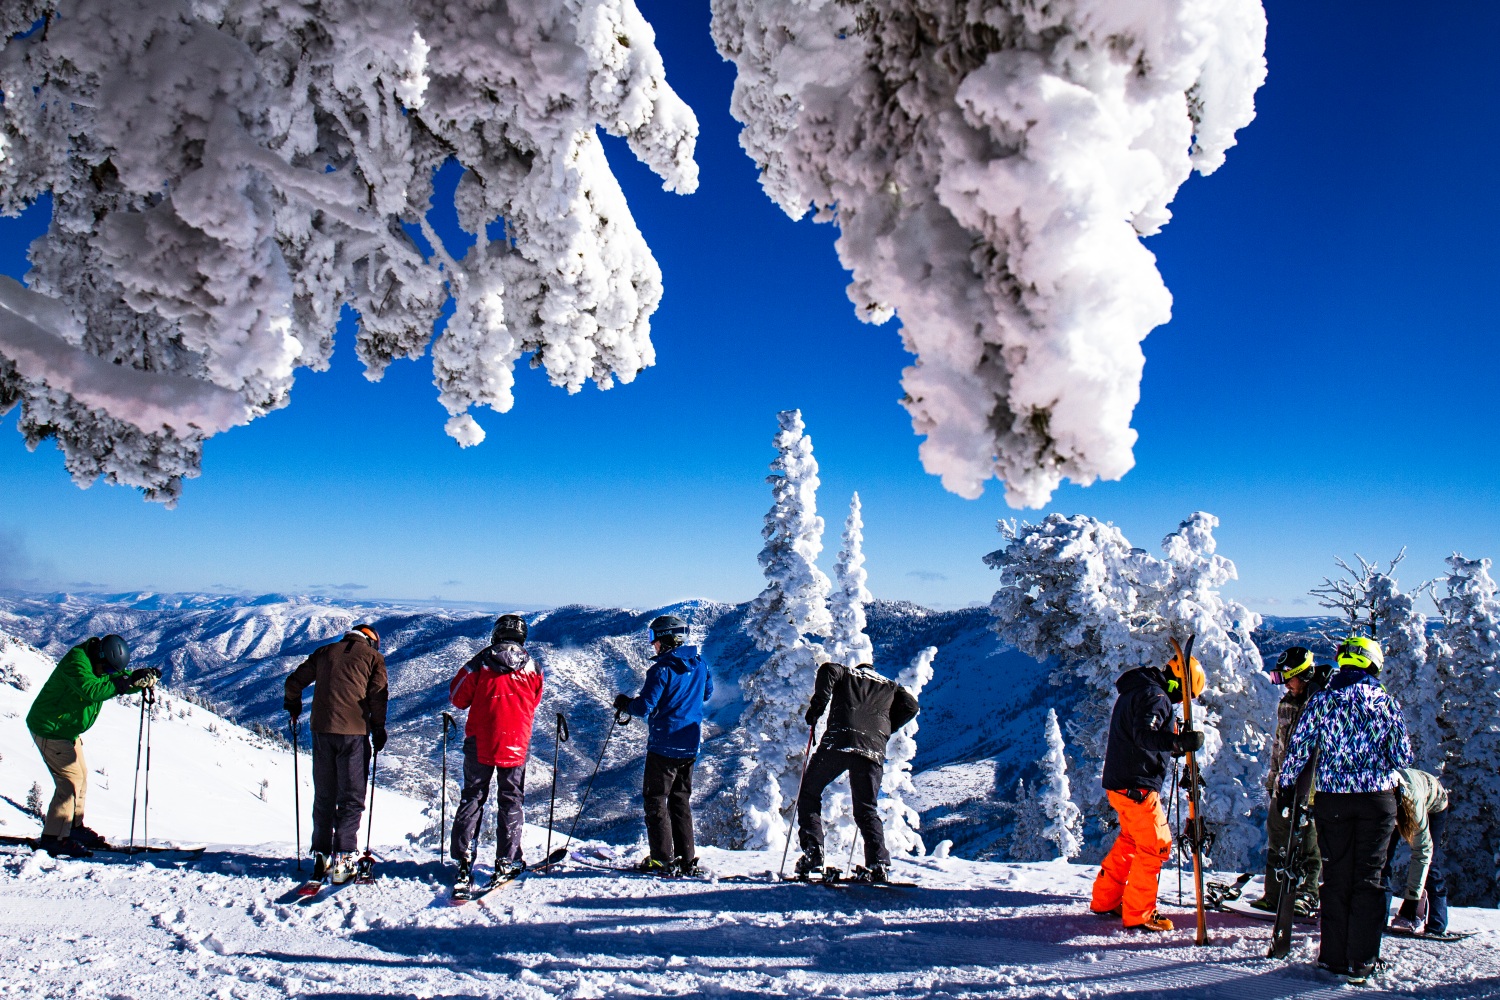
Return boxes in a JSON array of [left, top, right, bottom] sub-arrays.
[[1277, 668, 1411, 795]]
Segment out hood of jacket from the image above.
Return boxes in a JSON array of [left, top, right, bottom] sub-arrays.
[[654, 644, 702, 674], [1328, 665, 1379, 692], [476, 641, 532, 675], [1116, 665, 1171, 697]]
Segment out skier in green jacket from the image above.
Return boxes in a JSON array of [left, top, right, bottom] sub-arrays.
[[26, 635, 159, 856]]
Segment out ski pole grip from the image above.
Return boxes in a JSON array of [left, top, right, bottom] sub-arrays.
[[614, 707, 632, 726], [556, 712, 570, 742]]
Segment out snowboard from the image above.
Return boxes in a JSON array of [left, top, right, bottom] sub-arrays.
[[1221, 895, 1317, 925], [1268, 747, 1320, 959], [1384, 927, 1475, 943], [1203, 873, 1253, 911]]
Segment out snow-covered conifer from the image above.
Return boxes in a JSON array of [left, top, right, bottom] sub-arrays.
[[1431, 554, 1500, 905], [0, 1, 697, 501], [1036, 708, 1084, 861], [880, 645, 937, 858], [1007, 778, 1048, 863], [828, 493, 874, 668], [738, 409, 832, 851], [711, 0, 1267, 507], [26, 781, 43, 818]]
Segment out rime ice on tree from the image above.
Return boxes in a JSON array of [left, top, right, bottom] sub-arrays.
[[711, 0, 1267, 507], [738, 409, 831, 851], [1009, 708, 1083, 862], [0, 0, 697, 501], [828, 493, 874, 669], [880, 645, 936, 858]]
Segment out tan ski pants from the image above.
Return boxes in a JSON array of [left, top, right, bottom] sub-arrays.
[[32, 734, 87, 838]]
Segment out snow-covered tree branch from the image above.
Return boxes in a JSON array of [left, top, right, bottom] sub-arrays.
[[0, 0, 697, 502], [711, 0, 1267, 506]]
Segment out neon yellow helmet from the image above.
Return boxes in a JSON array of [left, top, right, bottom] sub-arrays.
[[1336, 635, 1384, 674], [1271, 646, 1315, 685]]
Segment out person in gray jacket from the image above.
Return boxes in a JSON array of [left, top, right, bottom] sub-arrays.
[[1252, 646, 1323, 914], [1383, 768, 1450, 935]]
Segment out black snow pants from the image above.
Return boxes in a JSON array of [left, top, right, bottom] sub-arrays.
[[311, 732, 370, 854], [797, 748, 889, 868], [451, 736, 526, 865], [1314, 790, 1397, 974], [643, 752, 696, 866]]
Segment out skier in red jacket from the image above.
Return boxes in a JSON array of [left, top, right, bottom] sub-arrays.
[[448, 614, 543, 892]]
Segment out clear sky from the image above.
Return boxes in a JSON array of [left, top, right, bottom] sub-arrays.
[[2, 1, 1498, 615]]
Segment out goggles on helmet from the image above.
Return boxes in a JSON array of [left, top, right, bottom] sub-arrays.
[[1336, 635, 1383, 673], [1270, 647, 1315, 685]]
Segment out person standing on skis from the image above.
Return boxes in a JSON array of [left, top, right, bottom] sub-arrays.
[[1252, 646, 1324, 915], [284, 624, 388, 884], [26, 635, 159, 856], [447, 614, 544, 891], [1384, 767, 1450, 936], [793, 661, 920, 883], [1089, 650, 1205, 932], [613, 614, 713, 876], [1277, 635, 1411, 985]]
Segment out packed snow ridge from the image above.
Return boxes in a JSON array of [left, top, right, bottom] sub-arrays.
[[1, 1, 1265, 505]]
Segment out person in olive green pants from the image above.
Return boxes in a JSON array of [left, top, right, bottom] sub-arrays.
[[26, 634, 159, 857]]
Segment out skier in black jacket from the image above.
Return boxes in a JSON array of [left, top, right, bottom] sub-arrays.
[[794, 661, 919, 883]]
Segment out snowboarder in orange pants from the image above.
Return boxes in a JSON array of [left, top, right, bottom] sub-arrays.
[[1089, 652, 1204, 931]]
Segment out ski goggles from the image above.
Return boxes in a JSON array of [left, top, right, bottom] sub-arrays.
[[1269, 647, 1314, 685]]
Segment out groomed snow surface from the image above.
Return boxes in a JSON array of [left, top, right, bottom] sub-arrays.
[[4, 636, 1500, 997]]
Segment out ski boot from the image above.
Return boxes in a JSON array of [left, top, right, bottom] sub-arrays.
[[1124, 911, 1174, 932], [1291, 895, 1318, 918], [634, 857, 670, 876], [671, 857, 706, 878], [35, 834, 93, 858], [329, 852, 358, 884], [793, 850, 824, 880], [453, 859, 474, 896], [490, 858, 524, 886], [852, 865, 889, 884], [68, 824, 110, 851], [311, 852, 331, 881]]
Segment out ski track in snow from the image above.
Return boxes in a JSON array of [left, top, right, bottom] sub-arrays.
[[1, 846, 1497, 999]]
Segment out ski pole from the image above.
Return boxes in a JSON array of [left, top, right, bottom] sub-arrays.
[[846, 826, 860, 874], [563, 707, 631, 855], [778, 726, 817, 878], [440, 712, 454, 865], [291, 714, 302, 872], [142, 685, 155, 855], [545, 712, 569, 866], [128, 687, 148, 854], [364, 750, 378, 857]]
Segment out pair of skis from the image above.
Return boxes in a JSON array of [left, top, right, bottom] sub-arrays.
[[0, 834, 205, 857], [449, 846, 570, 904], [1169, 636, 1211, 947], [782, 866, 916, 889]]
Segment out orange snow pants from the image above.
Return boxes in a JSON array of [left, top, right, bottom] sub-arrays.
[[1091, 789, 1173, 925]]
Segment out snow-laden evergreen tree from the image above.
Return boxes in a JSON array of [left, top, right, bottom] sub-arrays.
[[880, 645, 937, 858], [1036, 707, 1085, 861], [0, 0, 698, 502], [1007, 778, 1048, 862], [26, 781, 43, 818], [738, 409, 832, 851], [986, 511, 1269, 869], [711, 0, 1267, 507], [828, 493, 874, 668], [1430, 553, 1500, 905]]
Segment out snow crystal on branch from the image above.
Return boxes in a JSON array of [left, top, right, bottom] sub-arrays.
[[711, 0, 1266, 507], [0, 0, 697, 501]]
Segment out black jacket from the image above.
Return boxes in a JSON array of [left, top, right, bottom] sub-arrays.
[[806, 662, 920, 761], [1101, 666, 1180, 794]]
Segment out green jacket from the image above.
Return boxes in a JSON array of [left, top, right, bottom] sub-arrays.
[[26, 645, 127, 741]]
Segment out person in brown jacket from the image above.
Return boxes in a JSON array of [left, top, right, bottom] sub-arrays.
[[1252, 645, 1324, 914], [284, 624, 389, 882]]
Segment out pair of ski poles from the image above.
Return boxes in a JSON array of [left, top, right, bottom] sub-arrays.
[[127, 684, 157, 857], [287, 716, 382, 876]]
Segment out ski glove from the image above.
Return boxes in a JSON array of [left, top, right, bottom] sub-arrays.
[[371, 728, 387, 753], [284, 696, 302, 719], [1172, 730, 1205, 754], [613, 694, 633, 713], [804, 707, 820, 727], [127, 667, 161, 690]]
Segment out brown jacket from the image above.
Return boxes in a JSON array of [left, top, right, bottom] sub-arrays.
[[1266, 687, 1310, 793], [285, 633, 389, 735]]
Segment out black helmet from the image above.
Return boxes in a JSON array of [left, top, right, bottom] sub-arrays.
[[351, 624, 380, 648], [648, 614, 690, 649], [88, 634, 130, 674], [492, 614, 528, 645]]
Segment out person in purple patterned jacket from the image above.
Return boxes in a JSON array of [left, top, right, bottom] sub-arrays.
[[1277, 635, 1412, 986]]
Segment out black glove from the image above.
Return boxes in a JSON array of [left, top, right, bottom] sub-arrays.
[[1172, 729, 1204, 754], [1273, 784, 1294, 816], [371, 727, 387, 753], [127, 667, 160, 690], [613, 694, 633, 713], [1397, 897, 1420, 921], [804, 708, 820, 727], [284, 695, 301, 719]]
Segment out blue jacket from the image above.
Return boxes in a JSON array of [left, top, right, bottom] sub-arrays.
[[1278, 667, 1411, 794], [627, 645, 713, 759]]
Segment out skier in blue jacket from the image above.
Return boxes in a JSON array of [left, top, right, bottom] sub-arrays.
[[614, 614, 713, 876]]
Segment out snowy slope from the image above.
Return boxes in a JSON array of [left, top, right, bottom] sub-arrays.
[[0, 629, 425, 850], [0, 843, 1496, 999]]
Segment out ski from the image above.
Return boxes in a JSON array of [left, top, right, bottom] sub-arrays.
[[450, 869, 523, 905], [1384, 927, 1475, 943], [1268, 746, 1320, 959], [568, 850, 758, 883], [781, 866, 917, 889], [1170, 634, 1210, 947], [0, 835, 204, 857]]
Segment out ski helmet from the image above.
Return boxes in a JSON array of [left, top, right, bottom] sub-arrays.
[[492, 614, 528, 645], [1271, 646, 1315, 685], [352, 624, 380, 649], [1165, 651, 1206, 699], [1336, 635, 1384, 674], [88, 634, 130, 674], [648, 614, 690, 649]]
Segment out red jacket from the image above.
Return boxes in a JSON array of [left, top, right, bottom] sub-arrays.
[[449, 642, 544, 767]]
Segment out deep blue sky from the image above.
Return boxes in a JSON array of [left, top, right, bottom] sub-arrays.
[[2, 1, 1498, 613]]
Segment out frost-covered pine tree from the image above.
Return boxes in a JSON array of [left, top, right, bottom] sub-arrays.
[[711, 0, 1267, 507], [986, 511, 1269, 870], [1036, 708, 1085, 861], [1430, 553, 1500, 905], [26, 781, 43, 818], [1007, 778, 1048, 863], [0, 1, 698, 502], [828, 493, 874, 668], [738, 409, 832, 851], [880, 645, 937, 858]]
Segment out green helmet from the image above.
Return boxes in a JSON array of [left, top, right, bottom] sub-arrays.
[[1336, 635, 1384, 674]]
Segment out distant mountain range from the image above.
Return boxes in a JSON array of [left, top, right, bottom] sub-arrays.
[[0, 590, 1331, 859]]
